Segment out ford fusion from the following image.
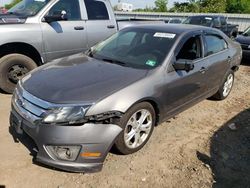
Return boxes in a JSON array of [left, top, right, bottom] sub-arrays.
[[10, 24, 242, 172]]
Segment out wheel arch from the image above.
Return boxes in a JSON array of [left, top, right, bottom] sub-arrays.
[[126, 97, 162, 126], [0, 42, 43, 66], [231, 65, 239, 72]]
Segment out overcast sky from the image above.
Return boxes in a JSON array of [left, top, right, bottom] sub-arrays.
[[0, 0, 187, 9]]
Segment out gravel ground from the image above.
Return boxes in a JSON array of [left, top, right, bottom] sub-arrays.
[[0, 61, 249, 188]]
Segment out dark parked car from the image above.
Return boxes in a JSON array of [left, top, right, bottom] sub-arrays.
[[164, 18, 182, 24], [183, 15, 238, 39], [10, 24, 242, 173], [235, 26, 250, 59]]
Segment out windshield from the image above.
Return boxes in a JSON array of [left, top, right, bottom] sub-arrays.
[[8, 0, 50, 17], [183, 16, 213, 27], [243, 27, 250, 36], [89, 28, 177, 69]]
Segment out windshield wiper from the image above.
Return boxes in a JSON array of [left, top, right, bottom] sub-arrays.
[[102, 58, 128, 66]]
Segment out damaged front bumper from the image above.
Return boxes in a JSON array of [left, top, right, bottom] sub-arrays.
[[10, 107, 122, 173]]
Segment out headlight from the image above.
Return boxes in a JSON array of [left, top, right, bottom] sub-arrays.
[[42, 106, 90, 124]]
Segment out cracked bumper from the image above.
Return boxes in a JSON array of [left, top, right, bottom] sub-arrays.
[[10, 108, 122, 173]]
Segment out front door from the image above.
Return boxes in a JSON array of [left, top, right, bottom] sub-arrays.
[[162, 34, 210, 118], [41, 0, 87, 62]]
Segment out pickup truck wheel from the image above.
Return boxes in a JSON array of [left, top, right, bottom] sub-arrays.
[[212, 71, 234, 100], [114, 102, 155, 155], [0, 54, 37, 93], [230, 32, 237, 40]]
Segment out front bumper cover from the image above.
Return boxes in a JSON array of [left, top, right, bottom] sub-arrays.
[[10, 107, 122, 173]]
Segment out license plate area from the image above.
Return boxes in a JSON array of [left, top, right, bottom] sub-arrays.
[[11, 112, 23, 134]]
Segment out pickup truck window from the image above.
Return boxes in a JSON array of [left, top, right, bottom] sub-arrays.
[[8, 0, 51, 17], [204, 35, 227, 56], [48, 0, 81, 21], [183, 17, 212, 27], [84, 0, 109, 20], [220, 17, 227, 26]]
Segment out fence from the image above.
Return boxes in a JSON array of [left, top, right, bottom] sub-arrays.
[[115, 11, 250, 32]]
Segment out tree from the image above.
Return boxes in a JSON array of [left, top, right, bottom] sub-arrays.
[[226, 0, 250, 13], [134, 6, 155, 12], [155, 0, 168, 12], [170, 0, 199, 13], [200, 0, 227, 13], [5, 0, 21, 9]]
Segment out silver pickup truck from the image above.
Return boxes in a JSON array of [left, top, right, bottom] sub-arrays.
[[0, 0, 160, 93]]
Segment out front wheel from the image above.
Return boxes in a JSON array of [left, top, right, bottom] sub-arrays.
[[0, 54, 37, 93], [212, 71, 234, 100], [114, 102, 156, 155]]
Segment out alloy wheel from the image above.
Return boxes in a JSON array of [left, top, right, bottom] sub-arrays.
[[222, 73, 234, 97], [124, 109, 153, 149]]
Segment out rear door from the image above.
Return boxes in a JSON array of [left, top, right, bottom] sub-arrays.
[[202, 32, 231, 92], [41, 0, 87, 62], [84, 0, 117, 47]]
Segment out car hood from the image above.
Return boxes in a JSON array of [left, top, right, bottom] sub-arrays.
[[22, 54, 149, 104], [0, 13, 26, 24], [235, 35, 250, 44]]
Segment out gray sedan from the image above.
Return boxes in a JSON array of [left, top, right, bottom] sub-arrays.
[[10, 24, 242, 173]]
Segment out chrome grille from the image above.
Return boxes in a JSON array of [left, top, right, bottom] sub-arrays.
[[12, 83, 50, 123]]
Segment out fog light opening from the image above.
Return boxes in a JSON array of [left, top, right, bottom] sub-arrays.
[[46, 145, 81, 161]]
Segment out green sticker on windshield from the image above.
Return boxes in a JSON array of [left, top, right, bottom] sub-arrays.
[[146, 60, 157, 67]]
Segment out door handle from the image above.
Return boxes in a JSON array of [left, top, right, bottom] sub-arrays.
[[74, 26, 84, 30], [107, 25, 115, 29], [199, 67, 207, 74]]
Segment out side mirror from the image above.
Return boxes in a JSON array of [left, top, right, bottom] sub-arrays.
[[44, 10, 68, 23], [173, 59, 194, 72]]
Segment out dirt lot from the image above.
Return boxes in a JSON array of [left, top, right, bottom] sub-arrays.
[[0, 62, 249, 188]]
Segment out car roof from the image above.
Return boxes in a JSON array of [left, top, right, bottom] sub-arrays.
[[187, 15, 224, 18], [125, 24, 215, 35]]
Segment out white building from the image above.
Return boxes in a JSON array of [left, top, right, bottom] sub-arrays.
[[117, 3, 133, 12]]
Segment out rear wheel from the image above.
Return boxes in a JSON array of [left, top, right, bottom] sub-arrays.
[[0, 54, 37, 93], [212, 70, 234, 100], [114, 102, 155, 154]]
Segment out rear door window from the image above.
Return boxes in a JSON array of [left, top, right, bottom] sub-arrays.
[[84, 0, 109, 20], [204, 35, 228, 56]]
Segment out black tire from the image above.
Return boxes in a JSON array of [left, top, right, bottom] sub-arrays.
[[230, 32, 237, 40], [0, 54, 37, 93], [114, 102, 156, 155], [212, 70, 234, 100]]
